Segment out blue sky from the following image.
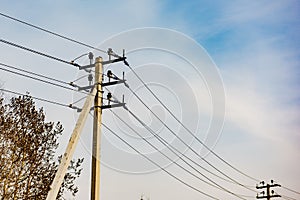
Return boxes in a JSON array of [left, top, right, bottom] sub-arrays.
[[1, 1, 300, 200]]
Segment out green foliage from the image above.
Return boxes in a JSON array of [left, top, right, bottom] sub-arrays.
[[0, 95, 83, 199]]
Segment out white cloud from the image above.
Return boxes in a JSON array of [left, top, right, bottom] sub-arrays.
[[178, 1, 300, 150], [220, 32, 300, 149], [218, 0, 299, 30]]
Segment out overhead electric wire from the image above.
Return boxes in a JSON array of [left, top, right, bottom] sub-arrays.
[[282, 186, 300, 195], [0, 12, 108, 55], [105, 88, 253, 192], [282, 195, 298, 200], [125, 62, 259, 183], [123, 83, 255, 193], [123, 108, 255, 197], [0, 62, 70, 86], [71, 96, 87, 105], [71, 74, 90, 83], [0, 64, 72, 91], [101, 122, 219, 200], [0, 63, 89, 95], [0, 88, 70, 108], [0, 39, 80, 67], [109, 108, 251, 199], [120, 102, 252, 186], [105, 88, 255, 194]]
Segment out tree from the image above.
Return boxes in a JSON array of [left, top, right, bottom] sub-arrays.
[[0, 95, 83, 199]]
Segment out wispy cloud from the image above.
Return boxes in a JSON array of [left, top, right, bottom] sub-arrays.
[[211, 1, 300, 150], [170, 0, 300, 147]]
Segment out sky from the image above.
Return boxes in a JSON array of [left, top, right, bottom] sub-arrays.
[[0, 1, 299, 200]]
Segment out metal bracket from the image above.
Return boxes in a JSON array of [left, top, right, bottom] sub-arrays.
[[102, 80, 126, 87], [79, 57, 127, 70], [101, 57, 126, 65], [256, 195, 281, 199], [79, 63, 94, 70], [78, 85, 94, 91], [99, 102, 126, 110]]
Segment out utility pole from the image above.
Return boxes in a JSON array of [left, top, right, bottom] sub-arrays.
[[256, 180, 281, 200], [79, 51, 127, 200], [46, 87, 97, 200], [140, 194, 150, 200], [91, 57, 103, 200], [46, 49, 127, 200]]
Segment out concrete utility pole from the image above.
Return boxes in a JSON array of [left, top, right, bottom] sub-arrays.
[[256, 180, 281, 200], [91, 57, 103, 200], [46, 87, 97, 200], [46, 50, 127, 200]]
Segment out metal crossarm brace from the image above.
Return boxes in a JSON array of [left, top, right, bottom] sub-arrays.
[[99, 102, 126, 109], [101, 57, 126, 65], [78, 85, 94, 91], [79, 78, 127, 91], [102, 80, 126, 87], [79, 57, 126, 70], [256, 195, 281, 199], [79, 63, 94, 70]]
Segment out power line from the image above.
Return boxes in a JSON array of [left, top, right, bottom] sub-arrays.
[[0, 64, 73, 91], [119, 98, 246, 186], [124, 107, 256, 197], [123, 84, 255, 193], [125, 62, 259, 183], [1, 87, 106, 110], [101, 122, 220, 200], [0, 88, 70, 108], [0, 62, 70, 86], [109, 108, 251, 199], [0, 12, 109, 55], [282, 186, 300, 195], [0, 39, 80, 67], [105, 87, 255, 193], [281, 195, 298, 200], [0, 62, 88, 95]]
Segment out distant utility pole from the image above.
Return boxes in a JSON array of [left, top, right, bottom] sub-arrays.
[[256, 180, 281, 200], [140, 194, 150, 200]]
